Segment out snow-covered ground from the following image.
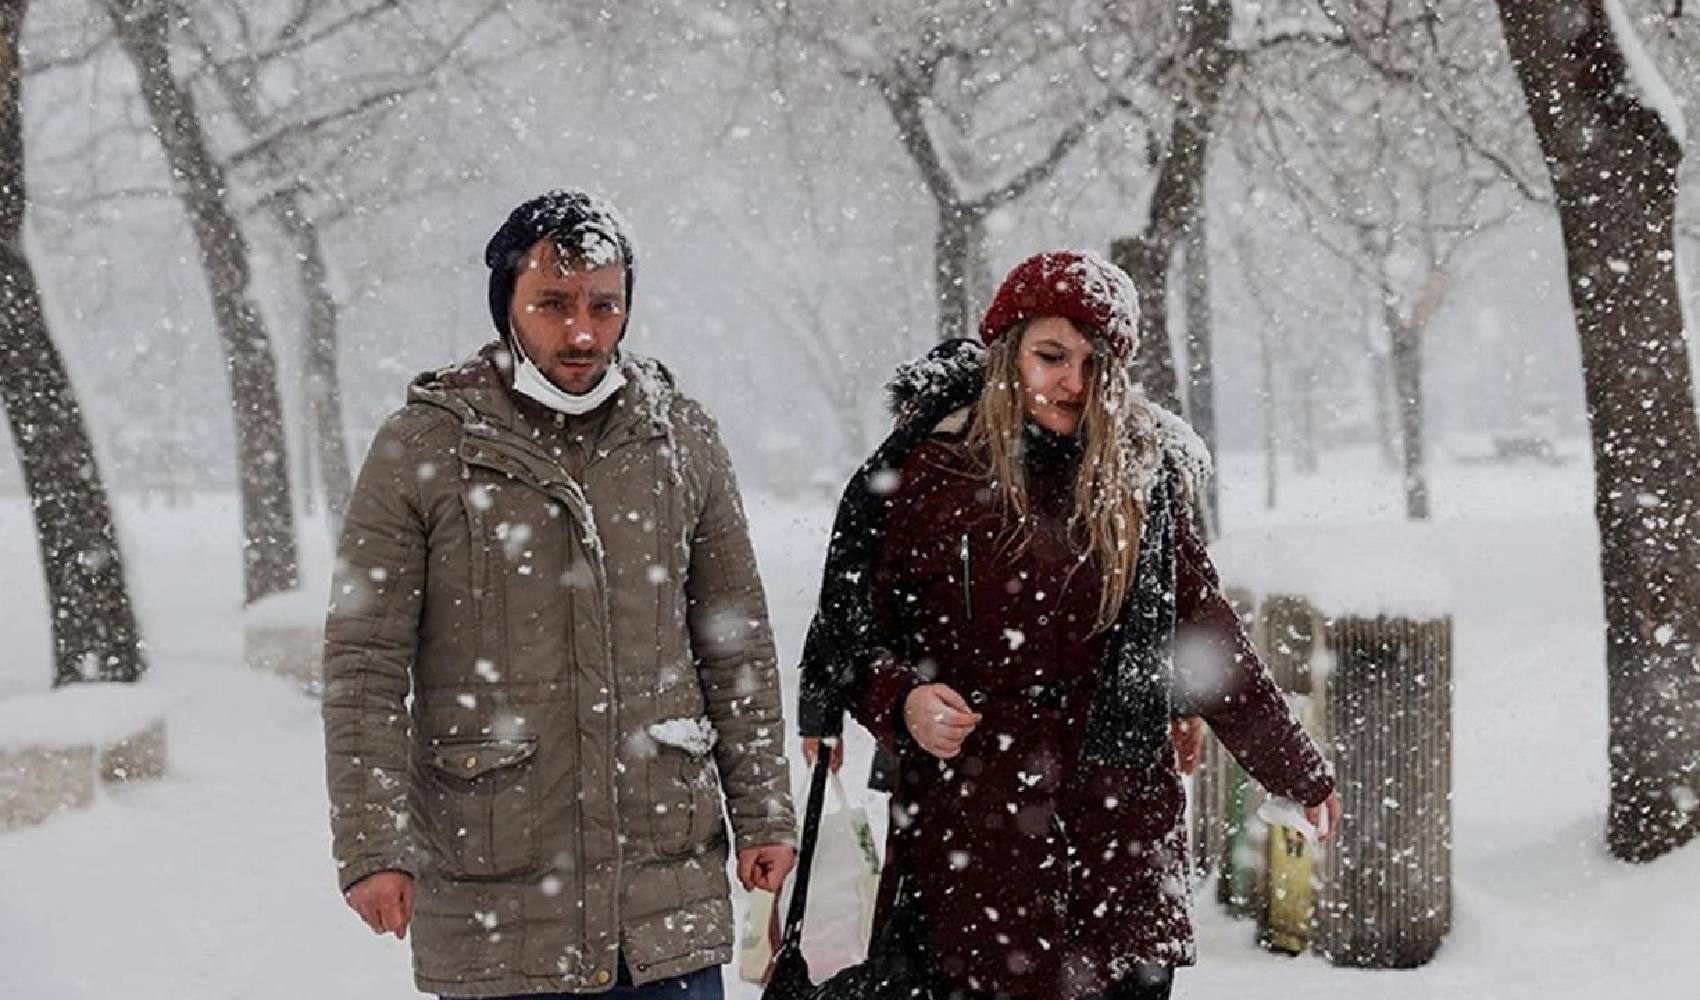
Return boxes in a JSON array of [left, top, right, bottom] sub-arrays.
[[2, 443, 1697, 999]]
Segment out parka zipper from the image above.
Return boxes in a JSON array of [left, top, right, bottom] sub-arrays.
[[959, 533, 973, 618], [1053, 812, 1075, 927]]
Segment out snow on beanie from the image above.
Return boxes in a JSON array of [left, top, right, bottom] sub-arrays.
[[978, 250, 1140, 360], [483, 189, 636, 340]]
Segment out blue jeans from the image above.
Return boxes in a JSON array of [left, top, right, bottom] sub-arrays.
[[447, 958, 724, 999]]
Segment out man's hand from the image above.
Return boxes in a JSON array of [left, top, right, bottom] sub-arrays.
[[903, 684, 981, 760], [344, 870, 414, 939], [1170, 716, 1206, 775], [801, 737, 844, 773], [737, 844, 797, 892]]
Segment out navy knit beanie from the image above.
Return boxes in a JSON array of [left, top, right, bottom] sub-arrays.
[[483, 189, 636, 340]]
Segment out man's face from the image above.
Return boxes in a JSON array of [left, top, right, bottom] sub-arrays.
[[510, 239, 627, 395]]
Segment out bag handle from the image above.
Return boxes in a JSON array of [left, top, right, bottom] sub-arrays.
[[827, 768, 856, 813], [778, 736, 836, 951]]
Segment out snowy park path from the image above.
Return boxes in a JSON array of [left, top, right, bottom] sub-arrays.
[[2, 449, 1698, 998]]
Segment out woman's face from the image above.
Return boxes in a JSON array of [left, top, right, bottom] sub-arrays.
[[1016, 316, 1095, 436]]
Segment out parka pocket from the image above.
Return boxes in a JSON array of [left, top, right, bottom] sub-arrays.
[[419, 736, 540, 878], [652, 747, 726, 860]]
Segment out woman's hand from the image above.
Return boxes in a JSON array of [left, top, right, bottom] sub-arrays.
[[1307, 790, 1343, 843], [801, 737, 845, 773], [903, 684, 982, 760], [1170, 716, 1206, 775]]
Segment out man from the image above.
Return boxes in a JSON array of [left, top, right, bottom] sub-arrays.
[[322, 189, 796, 999]]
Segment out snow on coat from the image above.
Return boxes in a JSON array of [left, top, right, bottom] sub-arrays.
[[803, 343, 1332, 998], [321, 343, 794, 997], [854, 431, 1333, 997]]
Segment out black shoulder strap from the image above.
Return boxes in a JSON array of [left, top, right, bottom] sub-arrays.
[[779, 742, 835, 950]]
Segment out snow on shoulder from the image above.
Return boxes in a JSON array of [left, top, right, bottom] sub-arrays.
[[622, 351, 690, 489], [621, 351, 680, 431], [1147, 401, 1213, 498]]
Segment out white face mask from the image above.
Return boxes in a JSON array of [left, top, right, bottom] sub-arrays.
[[511, 337, 627, 415]]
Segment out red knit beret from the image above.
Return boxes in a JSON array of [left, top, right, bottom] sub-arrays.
[[977, 250, 1140, 360]]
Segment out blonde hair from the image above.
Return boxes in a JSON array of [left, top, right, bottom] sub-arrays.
[[963, 327, 1158, 632]]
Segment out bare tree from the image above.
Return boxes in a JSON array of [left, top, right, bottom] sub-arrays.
[[1497, 0, 1700, 863], [0, 0, 145, 685], [689, 6, 937, 467], [179, 0, 506, 525], [1233, 6, 1525, 518], [780, 2, 1157, 340], [1222, 187, 1362, 482], [102, 0, 298, 605], [1110, 0, 1361, 463]]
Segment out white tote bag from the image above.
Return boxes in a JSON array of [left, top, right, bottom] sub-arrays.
[[737, 771, 882, 982]]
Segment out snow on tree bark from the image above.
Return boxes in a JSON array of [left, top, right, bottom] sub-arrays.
[[1112, 0, 1236, 416], [1497, 0, 1700, 862], [0, 0, 146, 685]]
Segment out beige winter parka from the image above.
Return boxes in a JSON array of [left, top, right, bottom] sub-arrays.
[[322, 344, 795, 997]]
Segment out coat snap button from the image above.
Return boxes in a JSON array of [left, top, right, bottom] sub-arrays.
[[594, 969, 612, 985], [463, 754, 479, 770]]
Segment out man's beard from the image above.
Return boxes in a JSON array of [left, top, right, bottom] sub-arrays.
[[547, 353, 611, 392]]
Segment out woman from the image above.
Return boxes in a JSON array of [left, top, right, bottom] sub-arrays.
[[798, 251, 1340, 1000]]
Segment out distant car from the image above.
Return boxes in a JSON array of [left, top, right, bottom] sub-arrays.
[[1489, 395, 1564, 465], [1490, 432, 1560, 464]]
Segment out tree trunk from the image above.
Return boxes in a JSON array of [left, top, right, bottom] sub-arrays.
[[1368, 347, 1399, 470], [273, 191, 351, 526], [1110, 234, 1182, 412], [105, 0, 299, 605], [1365, 286, 1400, 470], [1259, 310, 1278, 511], [0, 0, 146, 685], [1498, 0, 1700, 862], [934, 202, 986, 340], [1110, 0, 1236, 415], [1385, 304, 1429, 520], [1294, 367, 1320, 475], [1183, 196, 1220, 537], [296, 371, 315, 517]]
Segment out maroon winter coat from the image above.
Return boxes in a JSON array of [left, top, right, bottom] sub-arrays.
[[852, 430, 1334, 999]]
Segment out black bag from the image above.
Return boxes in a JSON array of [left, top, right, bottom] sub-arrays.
[[762, 745, 936, 1000]]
